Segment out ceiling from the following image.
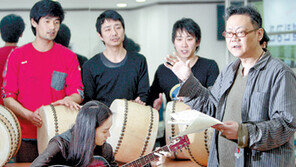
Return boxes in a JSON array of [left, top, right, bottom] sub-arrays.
[[0, 0, 236, 10]]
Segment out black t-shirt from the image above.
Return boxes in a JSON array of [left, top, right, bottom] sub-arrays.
[[82, 51, 149, 107]]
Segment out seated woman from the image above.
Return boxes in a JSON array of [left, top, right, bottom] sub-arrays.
[[31, 100, 117, 167]]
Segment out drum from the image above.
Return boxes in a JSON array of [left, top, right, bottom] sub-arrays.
[[108, 99, 159, 163], [165, 101, 213, 167], [0, 105, 21, 166], [37, 104, 78, 154]]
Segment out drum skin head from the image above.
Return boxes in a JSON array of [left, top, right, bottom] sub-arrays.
[[0, 105, 21, 166], [165, 101, 213, 166], [37, 105, 78, 154], [0, 121, 12, 166], [108, 99, 159, 163]]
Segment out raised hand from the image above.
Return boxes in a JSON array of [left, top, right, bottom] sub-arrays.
[[164, 52, 191, 82]]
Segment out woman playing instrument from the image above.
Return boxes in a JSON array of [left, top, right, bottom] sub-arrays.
[[31, 100, 117, 167], [31, 100, 169, 167]]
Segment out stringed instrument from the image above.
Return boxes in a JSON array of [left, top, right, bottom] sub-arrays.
[[91, 135, 190, 167]]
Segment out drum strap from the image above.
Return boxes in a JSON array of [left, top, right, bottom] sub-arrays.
[[49, 104, 59, 136]]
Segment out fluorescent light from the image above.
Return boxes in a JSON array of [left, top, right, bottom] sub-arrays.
[[136, 0, 146, 2], [117, 3, 127, 8]]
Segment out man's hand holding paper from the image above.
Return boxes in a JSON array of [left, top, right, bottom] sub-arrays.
[[212, 121, 239, 140]]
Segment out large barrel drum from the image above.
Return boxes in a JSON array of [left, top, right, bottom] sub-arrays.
[[108, 99, 159, 163], [0, 105, 21, 166], [165, 101, 213, 167], [37, 104, 78, 154]]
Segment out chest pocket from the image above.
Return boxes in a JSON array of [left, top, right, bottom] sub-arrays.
[[51, 71, 67, 91], [249, 91, 269, 121]]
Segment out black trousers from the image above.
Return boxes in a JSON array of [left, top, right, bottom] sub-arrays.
[[15, 139, 39, 162]]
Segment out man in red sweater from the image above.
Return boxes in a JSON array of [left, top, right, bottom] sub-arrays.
[[0, 14, 25, 105], [2, 0, 83, 162]]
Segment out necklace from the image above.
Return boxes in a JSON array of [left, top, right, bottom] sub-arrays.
[[241, 50, 265, 76], [256, 50, 265, 63]]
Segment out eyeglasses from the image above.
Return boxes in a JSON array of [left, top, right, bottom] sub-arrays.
[[222, 28, 259, 38]]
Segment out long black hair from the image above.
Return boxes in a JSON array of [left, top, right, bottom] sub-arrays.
[[68, 100, 112, 167]]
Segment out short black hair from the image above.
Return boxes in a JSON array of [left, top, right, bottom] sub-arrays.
[[54, 23, 70, 47], [96, 10, 125, 35], [260, 28, 269, 47], [0, 14, 25, 43], [123, 35, 141, 53], [225, 6, 262, 29], [172, 18, 201, 51], [30, 0, 64, 35]]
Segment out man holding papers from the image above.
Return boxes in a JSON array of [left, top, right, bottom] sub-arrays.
[[165, 6, 296, 167]]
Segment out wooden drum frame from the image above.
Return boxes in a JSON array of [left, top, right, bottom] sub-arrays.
[[37, 104, 78, 154], [0, 105, 21, 166], [165, 101, 213, 167], [108, 99, 159, 163]]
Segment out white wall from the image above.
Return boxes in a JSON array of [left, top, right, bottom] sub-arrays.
[[0, 2, 227, 82]]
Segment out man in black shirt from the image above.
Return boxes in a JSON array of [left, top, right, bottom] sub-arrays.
[[82, 10, 149, 107], [147, 18, 219, 110]]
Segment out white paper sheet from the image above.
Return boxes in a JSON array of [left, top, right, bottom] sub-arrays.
[[168, 110, 223, 135]]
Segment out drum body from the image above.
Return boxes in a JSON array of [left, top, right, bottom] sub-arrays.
[[37, 104, 78, 154], [165, 101, 213, 167], [108, 99, 159, 163], [0, 105, 21, 166]]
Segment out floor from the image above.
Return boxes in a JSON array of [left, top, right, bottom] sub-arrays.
[[5, 159, 201, 167]]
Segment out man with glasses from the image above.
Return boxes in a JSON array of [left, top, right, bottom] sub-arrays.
[[165, 6, 296, 166]]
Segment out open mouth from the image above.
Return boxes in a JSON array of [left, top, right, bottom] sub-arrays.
[[180, 50, 189, 54]]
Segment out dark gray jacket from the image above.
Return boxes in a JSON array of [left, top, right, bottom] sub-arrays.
[[179, 51, 296, 167]]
